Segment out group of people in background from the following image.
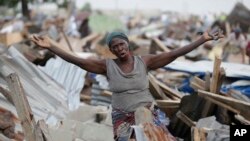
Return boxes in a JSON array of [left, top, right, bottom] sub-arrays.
[[222, 27, 250, 64]]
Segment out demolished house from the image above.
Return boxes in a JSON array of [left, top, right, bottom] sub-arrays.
[[1, 1, 250, 141]]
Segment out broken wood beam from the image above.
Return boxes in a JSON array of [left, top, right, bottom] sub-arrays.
[[201, 56, 221, 117], [148, 73, 169, 100], [192, 127, 200, 141], [216, 67, 225, 93], [190, 81, 206, 91], [193, 76, 205, 89], [234, 114, 250, 125], [176, 110, 196, 127], [204, 72, 210, 91], [198, 90, 250, 121], [149, 37, 170, 54], [155, 100, 180, 108], [6, 73, 43, 141], [35, 120, 52, 141], [154, 78, 183, 99], [100, 90, 112, 97], [210, 56, 221, 93], [191, 127, 207, 141], [152, 38, 170, 52]]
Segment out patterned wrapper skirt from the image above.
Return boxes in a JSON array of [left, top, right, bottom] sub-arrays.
[[111, 104, 170, 141]]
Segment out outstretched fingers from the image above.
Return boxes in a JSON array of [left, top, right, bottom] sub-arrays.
[[209, 29, 224, 40]]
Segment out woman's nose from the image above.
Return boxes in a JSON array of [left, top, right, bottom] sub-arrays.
[[117, 45, 123, 51]]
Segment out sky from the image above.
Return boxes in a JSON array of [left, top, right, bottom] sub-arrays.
[[76, 0, 250, 15]]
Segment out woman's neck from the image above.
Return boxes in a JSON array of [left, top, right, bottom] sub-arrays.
[[118, 54, 134, 64]]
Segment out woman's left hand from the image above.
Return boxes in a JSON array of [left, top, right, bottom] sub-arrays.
[[203, 29, 224, 41]]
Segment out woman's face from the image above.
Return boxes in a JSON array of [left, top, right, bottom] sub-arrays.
[[109, 38, 130, 58]]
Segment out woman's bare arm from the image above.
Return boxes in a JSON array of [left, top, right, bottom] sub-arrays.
[[143, 30, 224, 70], [31, 35, 107, 74]]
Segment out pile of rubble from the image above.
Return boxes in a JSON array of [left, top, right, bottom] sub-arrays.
[[0, 1, 250, 141]]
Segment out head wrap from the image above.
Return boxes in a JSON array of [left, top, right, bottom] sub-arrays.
[[106, 32, 129, 47]]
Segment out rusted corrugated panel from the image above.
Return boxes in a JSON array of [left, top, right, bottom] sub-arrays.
[[132, 123, 176, 141], [143, 123, 176, 141]]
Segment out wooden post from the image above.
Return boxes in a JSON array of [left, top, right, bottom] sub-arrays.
[[201, 56, 221, 117], [210, 56, 221, 93], [6, 73, 43, 141]]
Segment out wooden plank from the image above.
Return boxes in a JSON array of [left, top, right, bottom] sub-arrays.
[[176, 110, 196, 127], [201, 56, 221, 117], [234, 114, 250, 125], [228, 89, 250, 103], [36, 120, 52, 141], [190, 81, 206, 91], [199, 128, 207, 141], [155, 100, 180, 108], [210, 56, 221, 93], [204, 72, 210, 91], [198, 90, 250, 121], [6, 73, 42, 141], [204, 96, 239, 113], [152, 38, 170, 52], [149, 37, 170, 54], [154, 78, 183, 99], [216, 67, 225, 93], [191, 127, 200, 141], [148, 73, 169, 100], [100, 90, 112, 97], [80, 95, 91, 101], [193, 76, 205, 89]]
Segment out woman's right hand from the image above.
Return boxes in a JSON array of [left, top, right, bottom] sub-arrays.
[[30, 35, 52, 48]]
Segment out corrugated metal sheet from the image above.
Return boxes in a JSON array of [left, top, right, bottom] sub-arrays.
[[0, 46, 69, 125], [39, 56, 87, 110], [90, 74, 111, 107], [91, 83, 111, 107]]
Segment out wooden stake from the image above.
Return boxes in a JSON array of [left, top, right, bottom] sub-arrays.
[[6, 73, 43, 141]]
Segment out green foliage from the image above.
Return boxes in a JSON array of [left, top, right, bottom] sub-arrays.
[[89, 13, 125, 33]]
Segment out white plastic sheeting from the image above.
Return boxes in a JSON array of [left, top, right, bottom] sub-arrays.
[[39, 56, 87, 110], [165, 60, 250, 79]]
